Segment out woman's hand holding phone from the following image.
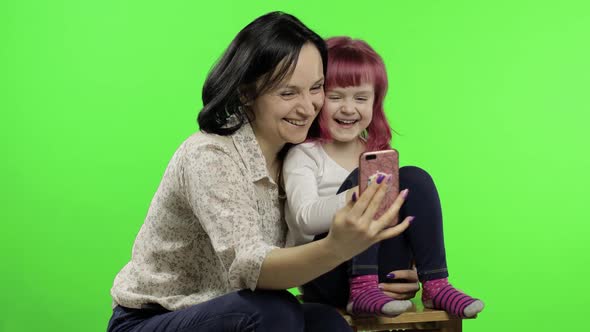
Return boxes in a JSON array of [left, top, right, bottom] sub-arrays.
[[345, 186, 359, 202], [325, 175, 413, 262], [359, 150, 400, 224]]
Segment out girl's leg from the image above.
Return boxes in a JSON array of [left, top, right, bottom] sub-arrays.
[[300, 243, 350, 308], [301, 168, 415, 316], [398, 166, 448, 281], [345, 244, 411, 316], [107, 289, 351, 332], [399, 166, 484, 318], [338, 169, 411, 316]]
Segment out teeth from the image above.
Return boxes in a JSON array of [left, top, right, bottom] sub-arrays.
[[285, 119, 307, 126], [336, 119, 357, 124]]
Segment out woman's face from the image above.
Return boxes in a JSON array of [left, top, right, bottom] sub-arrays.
[[250, 43, 325, 147], [323, 83, 375, 143]]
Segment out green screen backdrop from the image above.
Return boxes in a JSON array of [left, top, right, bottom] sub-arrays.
[[2, 1, 589, 331]]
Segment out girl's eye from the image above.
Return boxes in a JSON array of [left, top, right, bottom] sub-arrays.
[[356, 97, 368, 102], [327, 95, 341, 100]]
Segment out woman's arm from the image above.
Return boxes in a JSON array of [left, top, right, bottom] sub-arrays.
[[183, 145, 281, 291], [185, 143, 411, 291], [257, 237, 344, 289], [258, 176, 413, 289]]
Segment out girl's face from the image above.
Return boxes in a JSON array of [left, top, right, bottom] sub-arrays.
[[250, 43, 325, 147], [323, 83, 375, 143]]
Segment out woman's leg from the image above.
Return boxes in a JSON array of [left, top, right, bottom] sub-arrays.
[[301, 302, 353, 332], [107, 289, 345, 332]]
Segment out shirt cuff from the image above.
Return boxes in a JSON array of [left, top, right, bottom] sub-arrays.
[[229, 242, 279, 291]]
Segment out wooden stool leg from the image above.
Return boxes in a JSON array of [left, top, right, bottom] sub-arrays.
[[440, 319, 462, 332]]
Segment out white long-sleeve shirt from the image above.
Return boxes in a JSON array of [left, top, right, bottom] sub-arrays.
[[283, 142, 351, 247]]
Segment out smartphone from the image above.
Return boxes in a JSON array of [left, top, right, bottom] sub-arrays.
[[358, 149, 399, 222]]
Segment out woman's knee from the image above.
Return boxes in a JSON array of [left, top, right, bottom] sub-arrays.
[[238, 289, 304, 331], [302, 303, 352, 332]]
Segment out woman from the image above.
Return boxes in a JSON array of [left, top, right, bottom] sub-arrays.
[[107, 12, 413, 332]]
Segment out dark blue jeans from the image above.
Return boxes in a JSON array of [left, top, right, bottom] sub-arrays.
[[302, 166, 449, 307], [107, 289, 352, 332]]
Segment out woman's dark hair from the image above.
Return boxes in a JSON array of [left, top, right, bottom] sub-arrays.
[[198, 11, 327, 135]]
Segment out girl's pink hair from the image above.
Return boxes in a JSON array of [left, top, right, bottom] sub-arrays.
[[312, 37, 392, 151]]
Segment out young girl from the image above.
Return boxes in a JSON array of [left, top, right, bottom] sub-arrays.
[[283, 36, 484, 318]]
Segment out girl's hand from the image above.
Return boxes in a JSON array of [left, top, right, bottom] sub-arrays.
[[325, 174, 413, 262], [379, 268, 420, 300]]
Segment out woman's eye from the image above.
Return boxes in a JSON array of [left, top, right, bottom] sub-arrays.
[[309, 85, 323, 94], [280, 91, 296, 97]]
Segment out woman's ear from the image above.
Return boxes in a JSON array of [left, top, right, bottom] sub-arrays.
[[238, 85, 254, 106]]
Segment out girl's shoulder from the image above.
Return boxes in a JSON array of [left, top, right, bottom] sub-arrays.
[[292, 141, 322, 152], [287, 141, 324, 158], [284, 141, 327, 168]]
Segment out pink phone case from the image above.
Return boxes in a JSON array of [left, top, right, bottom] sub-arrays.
[[359, 149, 400, 222]]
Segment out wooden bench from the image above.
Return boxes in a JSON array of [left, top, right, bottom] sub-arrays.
[[295, 291, 470, 331], [337, 300, 464, 332]]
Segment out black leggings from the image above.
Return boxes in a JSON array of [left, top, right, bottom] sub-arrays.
[[301, 166, 449, 307]]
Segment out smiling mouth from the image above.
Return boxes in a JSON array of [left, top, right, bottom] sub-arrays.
[[335, 119, 358, 125], [284, 119, 308, 127]]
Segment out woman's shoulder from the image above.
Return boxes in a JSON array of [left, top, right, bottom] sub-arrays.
[[180, 131, 235, 155], [173, 131, 240, 169]]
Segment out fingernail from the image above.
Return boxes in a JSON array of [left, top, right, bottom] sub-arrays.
[[376, 174, 386, 184], [386, 273, 395, 279], [352, 192, 357, 202], [408, 216, 415, 224], [378, 284, 384, 290], [387, 174, 393, 183], [401, 189, 409, 198]]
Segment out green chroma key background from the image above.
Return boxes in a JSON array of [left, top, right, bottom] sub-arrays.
[[2, 1, 589, 331]]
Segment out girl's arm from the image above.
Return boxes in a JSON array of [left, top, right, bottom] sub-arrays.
[[283, 146, 351, 236]]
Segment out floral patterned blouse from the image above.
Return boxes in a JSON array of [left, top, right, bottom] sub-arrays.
[[111, 122, 286, 311]]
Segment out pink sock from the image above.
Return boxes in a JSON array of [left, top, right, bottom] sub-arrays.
[[347, 274, 411, 317], [422, 278, 483, 318]]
